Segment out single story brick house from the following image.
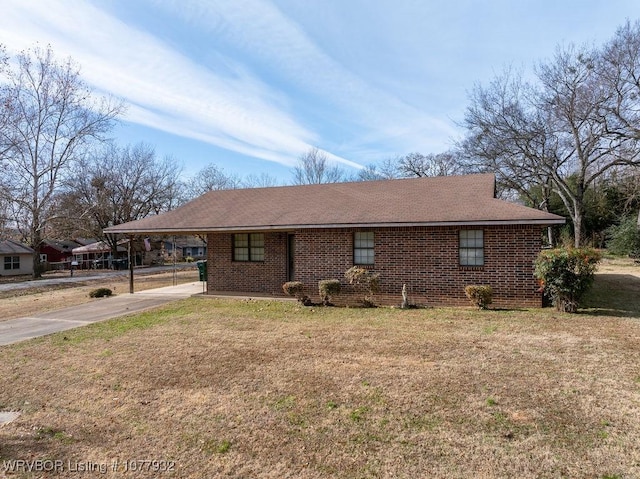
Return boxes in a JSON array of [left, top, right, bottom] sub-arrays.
[[105, 174, 565, 307]]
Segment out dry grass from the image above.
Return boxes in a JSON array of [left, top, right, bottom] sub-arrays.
[[0, 259, 639, 478], [0, 268, 199, 321]]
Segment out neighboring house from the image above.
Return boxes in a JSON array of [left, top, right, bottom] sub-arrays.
[[72, 240, 128, 269], [105, 174, 565, 307], [0, 239, 35, 276], [71, 238, 164, 269], [38, 239, 82, 270], [163, 236, 207, 261], [74, 238, 100, 247]]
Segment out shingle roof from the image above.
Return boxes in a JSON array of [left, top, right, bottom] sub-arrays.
[[41, 239, 81, 252], [0, 239, 35, 255], [104, 174, 565, 235]]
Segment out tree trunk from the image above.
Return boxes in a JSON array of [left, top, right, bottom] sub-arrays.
[[573, 183, 586, 247], [547, 226, 554, 247], [573, 212, 583, 248], [31, 227, 42, 279]]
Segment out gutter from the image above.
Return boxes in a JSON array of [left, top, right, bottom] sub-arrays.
[[104, 218, 566, 235]]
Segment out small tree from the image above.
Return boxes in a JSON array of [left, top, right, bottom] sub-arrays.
[[318, 279, 341, 306], [534, 248, 601, 313], [344, 266, 380, 307]]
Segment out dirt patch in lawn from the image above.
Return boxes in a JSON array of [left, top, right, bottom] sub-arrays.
[[0, 268, 199, 321]]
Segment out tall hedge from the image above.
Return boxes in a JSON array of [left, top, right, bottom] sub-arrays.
[[534, 248, 601, 313]]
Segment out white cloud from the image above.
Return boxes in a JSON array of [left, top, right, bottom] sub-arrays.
[[157, 0, 459, 153], [0, 0, 364, 168], [3, 0, 640, 175]]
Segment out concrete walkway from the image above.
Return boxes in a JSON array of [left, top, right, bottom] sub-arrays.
[[0, 282, 203, 347]]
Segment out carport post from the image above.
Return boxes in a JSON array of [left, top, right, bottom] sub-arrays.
[[128, 235, 134, 294]]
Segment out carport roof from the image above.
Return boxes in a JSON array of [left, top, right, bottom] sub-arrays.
[[104, 173, 565, 235]]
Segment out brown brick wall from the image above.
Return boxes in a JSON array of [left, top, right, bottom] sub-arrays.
[[206, 232, 288, 295], [207, 225, 544, 308]]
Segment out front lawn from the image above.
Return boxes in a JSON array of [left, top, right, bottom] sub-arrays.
[[0, 270, 639, 478]]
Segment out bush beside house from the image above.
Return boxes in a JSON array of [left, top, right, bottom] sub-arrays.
[[464, 285, 493, 310], [282, 281, 310, 305], [534, 247, 601, 313], [318, 279, 341, 306]]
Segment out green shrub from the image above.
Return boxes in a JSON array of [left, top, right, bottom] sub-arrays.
[[318, 279, 341, 306], [89, 287, 113, 298], [282, 281, 309, 304], [185, 256, 195, 263], [534, 247, 601, 313], [345, 266, 380, 307], [464, 285, 493, 309]]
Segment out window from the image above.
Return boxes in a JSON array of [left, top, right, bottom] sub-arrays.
[[459, 230, 484, 266], [354, 231, 374, 265], [3, 256, 20, 270], [233, 233, 265, 262]]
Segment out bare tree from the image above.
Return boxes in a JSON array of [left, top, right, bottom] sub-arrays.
[[57, 143, 182, 251], [357, 152, 463, 182], [243, 172, 280, 188], [0, 46, 10, 162], [398, 151, 464, 178], [292, 147, 344, 184], [599, 21, 640, 233], [461, 41, 640, 247], [600, 20, 640, 140], [356, 157, 401, 181], [0, 46, 123, 277], [185, 163, 241, 199], [460, 68, 558, 207], [538, 44, 640, 245], [0, 48, 12, 234]]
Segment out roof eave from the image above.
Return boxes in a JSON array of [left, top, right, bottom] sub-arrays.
[[104, 218, 566, 235]]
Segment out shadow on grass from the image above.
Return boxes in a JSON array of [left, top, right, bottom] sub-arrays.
[[580, 273, 640, 318]]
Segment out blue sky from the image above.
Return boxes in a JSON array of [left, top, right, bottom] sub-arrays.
[[1, 1, 640, 183]]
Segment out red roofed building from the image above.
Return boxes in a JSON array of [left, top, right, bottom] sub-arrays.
[[105, 174, 565, 307]]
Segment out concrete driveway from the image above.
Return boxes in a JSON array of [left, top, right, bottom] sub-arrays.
[[0, 282, 203, 346], [0, 264, 196, 293]]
